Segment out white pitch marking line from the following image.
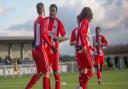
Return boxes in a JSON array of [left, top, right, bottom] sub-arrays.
[[0, 82, 128, 88]]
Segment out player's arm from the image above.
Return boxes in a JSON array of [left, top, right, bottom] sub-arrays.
[[42, 23, 57, 54], [43, 28, 52, 47], [44, 29, 57, 54], [58, 20, 68, 43], [70, 41, 76, 46], [100, 36, 108, 46], [79, 20, 89, 52], [80, 29, 87, 52], [70, 30, 76, 46]]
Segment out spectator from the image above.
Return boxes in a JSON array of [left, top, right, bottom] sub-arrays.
[[13, 58, 21, 78], [106, 56, 113, 70], [0, 57, 2, 63], [17, 58, 22, 64], [114, 56, 120, 69], [124, 56, 128, 68], [5, 56, 12, 65]]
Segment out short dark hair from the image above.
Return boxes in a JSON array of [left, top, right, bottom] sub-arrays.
[[36, 2, 44, 14], [96, 26, 101, 31], [79, 7, 93, 22], [49, 4, 57, 12], [77, 15, 80, 23]]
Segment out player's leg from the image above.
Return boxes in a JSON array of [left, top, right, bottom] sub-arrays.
[[76, 53, 88, 89], [97, 56, 104, 84], [52, 53, 60, 89], [76, 53, 84, 89], [53, 70, 60, 89], [97, 63, 101, 80], [13, 65, 17, 78], [99, 56, 105, 81], [86, 49, 95, 82], [97, 63, 101, 84], [15, 69, 18, 77], [80, 49, 95, 88], [43, 72, 50, 89], [17, 65, 21, 77], [25, 60, 42, 89], [95, 55, 101, 82], [42, 47, 51, 89], [79, 70, 88, 89], [15, 66, 19, 77], [79, 67, 95, 89], [13, 68, 18, 78], [48, 76, 51, 89], [25, 49, 41, 89], [46, 51, 52, 89], [100, 55, 104, 72], [25, 73, 42, 89], [13, 70, 15, 78]]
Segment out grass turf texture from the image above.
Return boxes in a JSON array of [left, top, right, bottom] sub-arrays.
[[0, 69, 128, 89]]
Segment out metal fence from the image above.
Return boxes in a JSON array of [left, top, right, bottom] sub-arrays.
[[0, 62, 78, 77], [0, 57, 128, 77]]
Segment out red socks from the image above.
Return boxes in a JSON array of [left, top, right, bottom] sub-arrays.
[[49, 78, 51, 89], [55, 74, 60, 89], [25, 74, 40, 89], [25, 75, 51, 89], [79, 71, 93, 89], [86, 71, 93, 80], [43, 77, 50, 89], [97, 69, 101, 80], [79, 76, 86, 89]]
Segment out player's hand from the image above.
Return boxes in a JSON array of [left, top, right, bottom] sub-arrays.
[[32, 40, 39, 48], [51, 46, 57, 54], [90, 46, 95, 51], [98, 42, 102, 47], [53, 37, 59, 42], [59, 36, 68, 43], [83, 46, 87, 53]]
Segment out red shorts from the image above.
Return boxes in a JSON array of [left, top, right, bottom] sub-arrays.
[[95, 55, 104, 67], [32, 47, 50, 74], [76, 48, 94, 71], [47, 47, 59, 71]]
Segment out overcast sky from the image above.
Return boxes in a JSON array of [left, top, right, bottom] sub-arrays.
[[0, 0, 128, 55]]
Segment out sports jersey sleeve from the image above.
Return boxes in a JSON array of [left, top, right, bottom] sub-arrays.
[[58, 20, 66, 36], [70, 29, 76, 43], [101, 36, 108, 46], [34, 23, 40, 46], [79, 19, 89, 48]]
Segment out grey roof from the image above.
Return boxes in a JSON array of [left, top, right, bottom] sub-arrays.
[[0, 36, 33, 43], [0, 36, 33, 40]]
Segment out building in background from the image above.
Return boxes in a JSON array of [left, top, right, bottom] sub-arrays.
[[0, 36, 33, 60]]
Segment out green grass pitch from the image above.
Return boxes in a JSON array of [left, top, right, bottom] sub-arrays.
[[0, 69, 128, 89]]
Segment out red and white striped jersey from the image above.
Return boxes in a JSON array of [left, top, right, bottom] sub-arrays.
[[45, 17, 66, 47], [76, 19, 90, 48], [33, 16, 52, 48], [93, 35, 108, 56]]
